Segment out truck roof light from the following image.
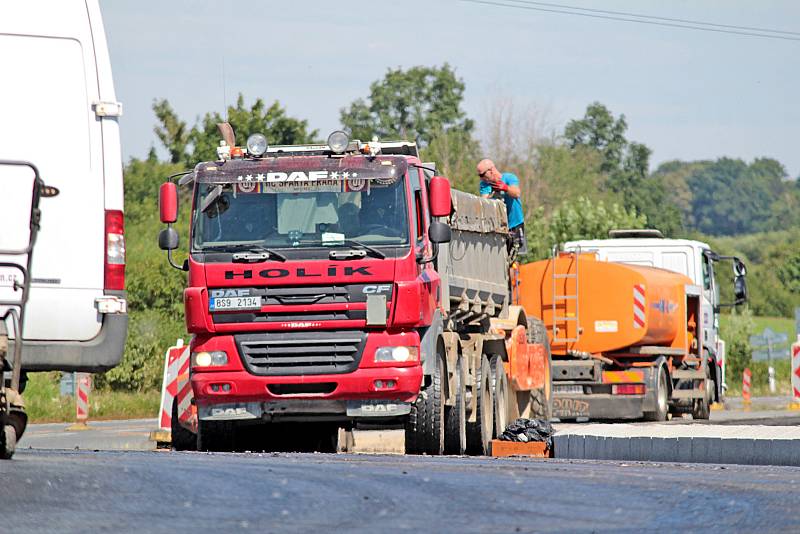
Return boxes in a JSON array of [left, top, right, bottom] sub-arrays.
[[327, 131, 349, 154], [360, 138, 381, 157], [246, 133, 268, 157]]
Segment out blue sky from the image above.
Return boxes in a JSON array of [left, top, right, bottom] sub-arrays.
[[100, 1, 799, 177]]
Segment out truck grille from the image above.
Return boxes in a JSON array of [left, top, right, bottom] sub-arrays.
[[213, 309, 366, 324], [235, 330, 367, 376]]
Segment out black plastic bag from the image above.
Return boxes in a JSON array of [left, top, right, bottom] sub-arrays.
[[499, 418, 554, 448]]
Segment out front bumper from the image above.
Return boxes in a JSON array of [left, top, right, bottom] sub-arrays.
[[553, 393, 645, 420], [191, 331, 423, 422]]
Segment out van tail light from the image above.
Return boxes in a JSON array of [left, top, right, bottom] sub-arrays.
[[105, 210, 125, 290]]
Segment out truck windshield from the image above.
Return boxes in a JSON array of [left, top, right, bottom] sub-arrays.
[[192, 172, 409, 252]]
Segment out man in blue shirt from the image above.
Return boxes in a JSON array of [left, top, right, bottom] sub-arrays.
[[477, 159, 527, 254]]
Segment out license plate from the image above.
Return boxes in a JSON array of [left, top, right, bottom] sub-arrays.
[[209, 296, 261, 311], [346, 400, 411, 417], [554, 384, 584, 395]]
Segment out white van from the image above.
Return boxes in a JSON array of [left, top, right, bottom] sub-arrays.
[[0, 0, 127, 373]]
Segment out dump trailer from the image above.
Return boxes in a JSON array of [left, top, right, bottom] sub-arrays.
[[519, 250, 742, 420], [158, 129, 552, 454]]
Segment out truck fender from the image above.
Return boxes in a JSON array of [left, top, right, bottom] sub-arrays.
[[491, 305, 527, 331], [419, 309, 444, 377]]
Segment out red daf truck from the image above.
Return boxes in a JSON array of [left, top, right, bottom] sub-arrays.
[[158, 128, 551, 453]]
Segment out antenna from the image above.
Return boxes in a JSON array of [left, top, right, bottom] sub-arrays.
[[222, 56, 228, 122]]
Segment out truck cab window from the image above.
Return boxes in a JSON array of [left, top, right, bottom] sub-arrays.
[[702, 253, 712, 291], [408, 168, 426, 243]]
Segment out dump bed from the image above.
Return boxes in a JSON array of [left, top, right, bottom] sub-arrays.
[[439, 189, 510, 320]]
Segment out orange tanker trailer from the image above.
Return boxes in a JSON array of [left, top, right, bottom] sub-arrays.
[[518, 251, 711, 421]]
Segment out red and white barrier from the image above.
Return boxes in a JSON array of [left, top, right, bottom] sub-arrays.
[[157, 339, 187, 430], [791, 338, 800, 404], [75, 373, 91, 422], [742, 367, 752, 405], [175, 350, 196, 433]]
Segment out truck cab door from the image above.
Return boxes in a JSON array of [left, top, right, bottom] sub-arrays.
[[700, 250, 718, 355]]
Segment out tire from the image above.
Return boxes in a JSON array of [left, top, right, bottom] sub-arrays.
[[527, 319, 552, 421], [692, 363, 713, 420], [445, 356, 467, 455], [490, 355, 510, 438], [312, 424, 339, 453], [0, 424, 16, 460], [197, 419, 234, 452], [171, 398, 197, 451], [467, 354, 494, 455], [405, 352, 445, 455], [644, 365, 669, 421]]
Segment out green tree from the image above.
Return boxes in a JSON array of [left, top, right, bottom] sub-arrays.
[[719, 307, 755, 387], [564, 102, 628, 174], [340, 64, 474, 146], [187, 94, 317, 165], [420, 127, 481, 193], [96, 157, 189, 391], [153, 99, 189, 164], [524, 196, 647, 260], [688, 158, 778, 235], [563, 102, 681, 235]]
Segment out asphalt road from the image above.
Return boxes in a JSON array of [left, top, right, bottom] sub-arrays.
[[2, 449, 800, 533]]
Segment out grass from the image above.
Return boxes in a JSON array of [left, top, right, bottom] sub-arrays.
[[24, 372, 161, 423], [748, 316, 797, 342], [720, 314, 798, 397]]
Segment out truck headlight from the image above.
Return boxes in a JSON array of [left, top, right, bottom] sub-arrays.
[[374, 346, 419, 363], [192, 351, 228, 367]]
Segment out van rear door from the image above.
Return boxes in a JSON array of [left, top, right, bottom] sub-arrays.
[[0, 11, 105, 341]]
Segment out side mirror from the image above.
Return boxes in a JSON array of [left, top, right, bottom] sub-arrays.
[[429, 176, 451, 218], [159, 182, 178, 224], [734, 275, 747, 305], [733, 258, 747, 277], [429, 220, 451, 244], [158, 227, 179, 251]]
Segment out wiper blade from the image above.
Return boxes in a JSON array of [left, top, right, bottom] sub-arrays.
[[328, 239, 386, 259], [201, 244, 287, 262]]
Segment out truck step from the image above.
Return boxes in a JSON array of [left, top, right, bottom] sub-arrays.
[[670, 387, 705, 400], [553, 295, 578, 300], [671, 369, 705, 379]]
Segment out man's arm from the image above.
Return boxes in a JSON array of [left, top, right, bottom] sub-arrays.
[[503, 174, 521, 198], [479, 180, 493, 198]]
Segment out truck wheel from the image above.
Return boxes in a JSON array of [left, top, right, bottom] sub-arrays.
[[467, 354, 494, 455], [444, 356, 467, 455], [197, 419, 234, 452], [491, 355, 510, 438], [171, 398, 197, 451], [0, 424, 16, 460], [644, 365, 669, 421], [405, 352, 445, 455], [692, 364, 713, 420]]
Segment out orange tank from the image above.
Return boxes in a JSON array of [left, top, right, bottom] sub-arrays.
[[518, 253, 694, 356]]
